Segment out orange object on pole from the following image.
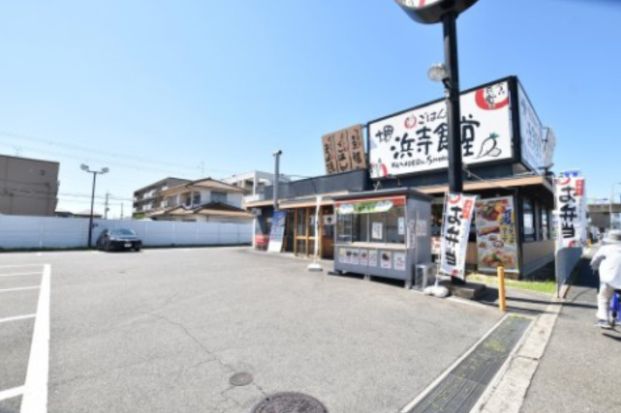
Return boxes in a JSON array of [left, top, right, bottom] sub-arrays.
[[498, 266, 507, 312]]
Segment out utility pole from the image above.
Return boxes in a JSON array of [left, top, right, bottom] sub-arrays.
[[104, 192, 110, 220], [120, 202, 124, 220], [273, 150, 282, 211]]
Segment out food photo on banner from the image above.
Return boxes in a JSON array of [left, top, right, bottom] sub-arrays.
[[475, 196, 519, 273], [439, 193, 477, 279], [369, 81, 512, 179], [555, 173, 587, 250]]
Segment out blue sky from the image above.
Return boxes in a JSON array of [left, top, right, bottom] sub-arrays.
[[0, 0, 619, 216]]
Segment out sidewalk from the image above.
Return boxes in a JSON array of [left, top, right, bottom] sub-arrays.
[[520, 258, 621, 413]]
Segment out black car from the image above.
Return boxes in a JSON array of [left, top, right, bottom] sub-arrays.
[[96, 228, 142, 252]]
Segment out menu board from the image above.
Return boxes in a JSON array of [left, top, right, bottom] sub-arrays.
[[368, 250, 378, 267], [393, 252, 406, 271], [359, 250, 369, 266], [475, 196, 519, 273], [380, 251, 392, 269]]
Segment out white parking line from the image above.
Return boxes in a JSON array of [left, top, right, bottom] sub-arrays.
[[20, 263, 50, 413], [0, 286, 40, 294], [0, 385, 24, 402], [0, 272, 41, 278], [0, 314, 36, 324]]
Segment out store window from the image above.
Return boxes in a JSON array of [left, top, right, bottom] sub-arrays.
[[336, 200, 405, 245], [386, 206, 405, 244], [336, 213, 353, 242], [308, 211, 316, 237], [540, 207, 550, 240], [296, 209, 306, 236], [355, 214, 370, 242], [523, 198, 535, 241]]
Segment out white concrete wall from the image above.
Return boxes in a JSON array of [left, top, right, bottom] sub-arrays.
[[0, 214, 252, 250]]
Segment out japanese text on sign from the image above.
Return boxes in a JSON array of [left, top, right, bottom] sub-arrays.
[[369, 81, 513, 178], [440, 193, 477, 279], [322, 125, 366, 174], [555, 175, 587, 250]]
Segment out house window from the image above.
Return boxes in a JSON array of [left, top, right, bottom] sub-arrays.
[[192, 192, 201, 205], [212, 191, 227, 204], [183, 193, 192, 207], [523, 198, 535, 242]]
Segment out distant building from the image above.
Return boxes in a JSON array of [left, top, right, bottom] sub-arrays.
[[138, 177, 252, 223], [133, 177, 191, 216], [0, 154, 59, 216], [222, 171, 291, 206], [588, 203, 621, 231]]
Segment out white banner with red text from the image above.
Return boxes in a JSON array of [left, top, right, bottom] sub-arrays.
[[439, 193, 477, 279], [555, 173, 587, 250]]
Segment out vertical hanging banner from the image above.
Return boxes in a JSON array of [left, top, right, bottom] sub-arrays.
[[268, 211, 287, 253], [440, 193, 477, 279], [555, 173, 587, 250]]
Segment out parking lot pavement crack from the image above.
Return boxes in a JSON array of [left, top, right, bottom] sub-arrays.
[[146, 312, 233, 371], [145, 312, 269, 401]]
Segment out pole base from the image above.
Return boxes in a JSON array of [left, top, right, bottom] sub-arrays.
[[307, 262, 323, 272]]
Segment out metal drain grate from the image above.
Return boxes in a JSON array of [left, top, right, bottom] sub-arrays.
[[251, 392, 328, 413]]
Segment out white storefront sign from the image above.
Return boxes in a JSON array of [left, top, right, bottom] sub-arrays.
[[555, 173, 587, 250], [369, 81, 513, 178], [518, 82, 547, 172], [439, 193, 477, 279]]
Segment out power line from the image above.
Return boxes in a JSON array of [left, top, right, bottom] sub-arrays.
[[0, 130, 232, 174], [0, 140, 199, 176]]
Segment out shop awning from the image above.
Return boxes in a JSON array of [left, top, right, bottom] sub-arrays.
[[247, 191, 351, 209], [244, 199, 274, 208], [417, 175, 553, 195]]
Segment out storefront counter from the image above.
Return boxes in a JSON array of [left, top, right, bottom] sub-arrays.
[[332, 188, 432, 288]]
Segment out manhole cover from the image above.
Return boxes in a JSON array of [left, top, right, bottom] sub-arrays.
[[251, 392, 328, 413], [229, 372, 253, 386]]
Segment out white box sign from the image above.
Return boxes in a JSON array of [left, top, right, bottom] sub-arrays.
[[518, 82, 546, 172], [369, 81, 513, 178]]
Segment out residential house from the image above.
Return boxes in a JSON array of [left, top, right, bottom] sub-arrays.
[[222, 171, 291, 206], [146, 178, 252, 223], [133, 177, 190, 216]]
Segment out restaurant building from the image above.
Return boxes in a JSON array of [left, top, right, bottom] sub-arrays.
[[246, 76, 556, 279]]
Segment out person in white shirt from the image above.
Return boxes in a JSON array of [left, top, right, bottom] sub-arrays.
[[590, 230, 621, 329]]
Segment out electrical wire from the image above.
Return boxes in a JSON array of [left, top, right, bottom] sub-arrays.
[[0, 130, 235, 174]]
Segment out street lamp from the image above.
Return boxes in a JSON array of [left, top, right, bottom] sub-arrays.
[[81, 164, 109, 248], [394, 0, 479, 193], [610, 182, 621, 229]]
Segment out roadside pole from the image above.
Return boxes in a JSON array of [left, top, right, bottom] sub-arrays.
[[497, 266, 506, 312]]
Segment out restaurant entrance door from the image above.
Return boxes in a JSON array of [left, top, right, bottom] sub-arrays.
[[292, 205, 335, 259]]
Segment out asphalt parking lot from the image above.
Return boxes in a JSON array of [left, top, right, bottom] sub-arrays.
[[0, 247, 503, 413]]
